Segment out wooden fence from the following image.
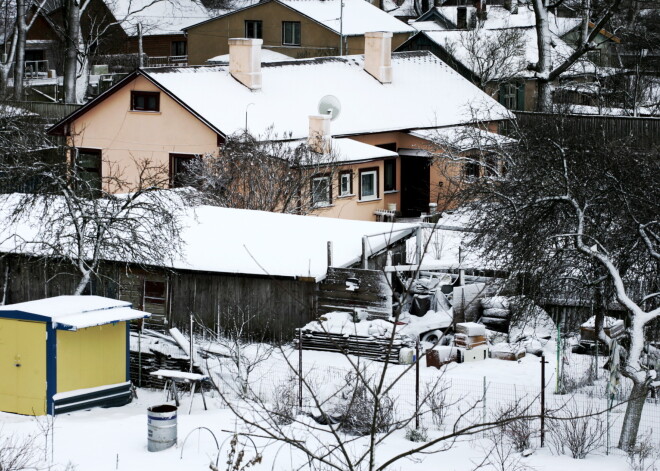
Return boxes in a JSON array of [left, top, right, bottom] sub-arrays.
[[508, 112, 660, 147], [15, 101, 81, 121]]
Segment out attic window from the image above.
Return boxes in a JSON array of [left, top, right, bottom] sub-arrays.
[[131, 91, 160, 112], [245, 20, 263, 39]]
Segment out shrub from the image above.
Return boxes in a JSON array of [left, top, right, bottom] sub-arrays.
[[548, 400, 605, 459]]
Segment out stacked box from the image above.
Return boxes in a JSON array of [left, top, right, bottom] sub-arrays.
[[426, 346, 458, 369], [457, 345, 488, 363], [454, 322, 487, 349]]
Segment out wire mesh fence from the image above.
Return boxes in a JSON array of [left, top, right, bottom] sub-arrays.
[[210, 348, 660, 452]]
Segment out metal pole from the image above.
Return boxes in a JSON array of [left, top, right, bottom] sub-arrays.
[[189, 314, 194, 373], [415, 339, 420, 430], [361, 236, 368, 269], [138, 320, 142, 387], [483, 376, 487, 433], [327, 241, 333, 268], [298, 329, 303, 410], [555, 320, 561, 393], [339, 0, 344, 55], [541, 355, 546, 447]]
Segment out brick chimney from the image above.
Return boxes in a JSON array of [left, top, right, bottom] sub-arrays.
[[364, 32, 392, 84], [228, 38, 262, 90], [308, 115, 331, 154]]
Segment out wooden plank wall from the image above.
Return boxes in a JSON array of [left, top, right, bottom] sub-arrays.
[[168, 272, 317, 342], [317, 267, 392, 318]]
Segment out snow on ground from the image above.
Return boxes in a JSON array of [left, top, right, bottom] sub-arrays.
[[1, 336, 652, 470]]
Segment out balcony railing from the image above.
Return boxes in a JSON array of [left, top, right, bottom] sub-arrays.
[[25, 60, 49, 78], [147, 55, 188, 67]]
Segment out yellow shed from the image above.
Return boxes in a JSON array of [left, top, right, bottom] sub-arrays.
[[0, 296, 150, 415]]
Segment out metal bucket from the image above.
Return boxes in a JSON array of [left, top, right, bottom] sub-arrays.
[[147, 404, 177, 452]]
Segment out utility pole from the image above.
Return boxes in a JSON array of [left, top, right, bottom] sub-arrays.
[[339, 0, 344, 55], [138, 23, 144, 67]]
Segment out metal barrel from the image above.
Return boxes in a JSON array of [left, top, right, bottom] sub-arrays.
[[147, 404, 177, 452]]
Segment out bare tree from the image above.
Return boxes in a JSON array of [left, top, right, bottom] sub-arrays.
[[454, 113, 659, 451], [0, 152, 184, 295], [529, 0, 623, 110], [181, 131, 340, 215], [442, 27, 527, 93]]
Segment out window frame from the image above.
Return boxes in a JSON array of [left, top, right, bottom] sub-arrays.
[[74, 147, 102, 193], [130, 91, 160, 112], [245, 20, 263, 39], [359, 168, 379, 201], [311, 174, 332, 207], [462, 159, 481, 180], [169, 153, 199, 188], [383, 159, 396, 192], [282, 21, 301, 46], [339, 171, 352, 197]]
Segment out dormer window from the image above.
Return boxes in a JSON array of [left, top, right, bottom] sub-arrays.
[[131, 91, 160, 112]]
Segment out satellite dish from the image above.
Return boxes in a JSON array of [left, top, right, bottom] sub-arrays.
[[318, 95, 341, 120]]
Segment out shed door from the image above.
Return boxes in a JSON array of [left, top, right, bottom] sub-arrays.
[[0, 319, 47, 415]]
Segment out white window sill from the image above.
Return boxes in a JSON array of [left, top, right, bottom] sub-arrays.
[[313, 203, 334, 209], [358, 197, 381, 203], [384, 190, 399, 194], [129, 110, 161, 115], [337, 193, 355, 199]]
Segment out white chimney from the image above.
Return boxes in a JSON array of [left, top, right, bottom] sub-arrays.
[[364, 31, 392, 84], [308, 115, 331, 154], [228, 38, 262, 90]]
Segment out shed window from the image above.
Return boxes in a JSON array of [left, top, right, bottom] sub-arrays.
[[171, 40, 187, 56], [282, 21, 301, 46], [131, 91, 160, 112]]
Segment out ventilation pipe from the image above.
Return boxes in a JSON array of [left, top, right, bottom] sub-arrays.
[[364, 32, 392, 84], [228, 38, 262, 90]]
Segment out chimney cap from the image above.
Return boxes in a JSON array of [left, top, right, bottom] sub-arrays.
[[364, 31, 393, 38], [228, 38, 263, 46]]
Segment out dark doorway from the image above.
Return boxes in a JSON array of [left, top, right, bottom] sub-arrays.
[[400, 156, 430, 217]]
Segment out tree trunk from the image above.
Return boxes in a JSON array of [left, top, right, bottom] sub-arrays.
[[536, 80, 553, 111], [73, 270, 90, 295], [618, 380, 649, 451], [64, 0, 81, 103], [13, 0, 27, 101]]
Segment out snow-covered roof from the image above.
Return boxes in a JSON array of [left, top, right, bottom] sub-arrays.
[[189, 0, 415, 35], [419, 28, 597, 78], [143, 51, 511, 140], [279, 0, 415, 35], [0, 296, 150, 330], [284, 138, 399, 163], [409, 126, 516, 150], [207, 49, 292, 64], [106, 0, 212, 36], [174, 206, 416, 280], [0, 195, 416, 281]]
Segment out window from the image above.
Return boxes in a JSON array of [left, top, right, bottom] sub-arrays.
[[339, 171, 352, 196], [312, 175, 331, 206], [499, 82, 524, 110], [131, 91, 160, 112], [170, 153, 198, 187], [359, 168, 378, 201], [282, 21, 301, 46], [463, 160, 480, 179], [171, 40, 187, 56], [75, 148, 102, 193], [245, 20, 263, 39], [384, 159, 396, 192]]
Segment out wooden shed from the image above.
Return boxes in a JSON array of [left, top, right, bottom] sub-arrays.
[[0, 296, 150, 415]]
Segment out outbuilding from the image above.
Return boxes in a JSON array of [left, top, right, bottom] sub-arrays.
[[0, 296, 150, 415]]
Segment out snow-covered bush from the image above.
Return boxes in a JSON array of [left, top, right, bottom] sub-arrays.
[[425, 380, 450, 430], [548, 401, 605, 459], [270, 378, 297, 425], [627, 431, 658, 471], [405, 427, 428, 442], [332, 372, 395, 436], [495, 403, 535, 453]]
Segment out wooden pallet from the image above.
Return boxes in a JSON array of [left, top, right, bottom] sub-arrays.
[[295, 329, 412, 363]]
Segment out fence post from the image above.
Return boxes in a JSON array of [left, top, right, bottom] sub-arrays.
[[298, 329, 303, 410], [415, 339, 420, 430], [482, 376, 487, 434], [541, 355, 546, 447]]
